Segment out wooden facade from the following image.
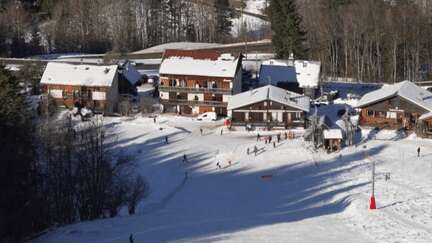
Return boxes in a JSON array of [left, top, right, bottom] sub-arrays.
[[44, 77, 119, 114], [359, 96, 426, 130], [159, 51, 242, 117], [230, 100, 307, 129]]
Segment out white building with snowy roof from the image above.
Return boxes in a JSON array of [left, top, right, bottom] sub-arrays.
[[40, 62, 121, 113], [356, 80, 432, 130], [158, 49, 243, 116], [227, 85, 310, 129]]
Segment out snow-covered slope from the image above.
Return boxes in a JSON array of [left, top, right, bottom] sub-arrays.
[[232, 0, 269, 37], [34, 112, 432, 243]]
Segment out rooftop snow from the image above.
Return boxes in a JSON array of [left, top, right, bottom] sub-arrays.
[[227, 85, 310, 112], [294, 60, 321, 88], [159, 56, 240, 78], [258, 59, 321, 88], [356, 81, 432, 112], [40, 62, 118, 87], [323, 129, 343, 139]]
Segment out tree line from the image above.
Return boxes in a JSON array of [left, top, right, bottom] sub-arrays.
[[0, 0, 236, 57], [0, 69, 148, 242], [270, 0, 432, 83]]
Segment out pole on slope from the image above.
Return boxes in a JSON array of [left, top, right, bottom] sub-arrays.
[[365, 146, 377, 210]]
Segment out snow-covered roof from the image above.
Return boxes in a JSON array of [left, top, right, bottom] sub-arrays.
[[294, 60, 321, 88], [357, 81, 432, 112], [323, 129, 343, 139], [133, 42, 222, 54], [227, 85, 310, 112], [258, 59, 321, 88], [159, 55, 241, 78], [40, 62, 118, 87]]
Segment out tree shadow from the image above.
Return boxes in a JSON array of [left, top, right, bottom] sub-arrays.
[[37, 123, 388, 243]]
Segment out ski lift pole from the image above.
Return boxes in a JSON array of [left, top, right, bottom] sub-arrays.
[[364, 146, 377, 210]]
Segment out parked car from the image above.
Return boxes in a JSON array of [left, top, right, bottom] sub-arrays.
[[197, 112, 217, 121]]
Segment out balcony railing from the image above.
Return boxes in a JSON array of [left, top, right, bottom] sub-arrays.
[[161, 99, 228, 107], [159, 86, 232, 94]]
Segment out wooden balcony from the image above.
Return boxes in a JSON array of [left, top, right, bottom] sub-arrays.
[[159, 86, 232, 94], [160, 99, 228, 107]]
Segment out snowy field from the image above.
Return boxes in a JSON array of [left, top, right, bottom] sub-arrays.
[[34, 112, 432, 243]]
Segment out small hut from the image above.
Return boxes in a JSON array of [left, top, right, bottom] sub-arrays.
[[323, 129, 343, 152]]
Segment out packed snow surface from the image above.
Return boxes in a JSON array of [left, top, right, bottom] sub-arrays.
[[36, 113, 432, 243]]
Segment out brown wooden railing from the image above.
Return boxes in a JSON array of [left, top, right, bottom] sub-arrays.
[[160, 99, 227, 107], [159, 86, 232, 94]]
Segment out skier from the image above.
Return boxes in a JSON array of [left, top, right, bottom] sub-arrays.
[[228, 160, 232, 166], [220, 128, 223, 136], [247, 147, 250, 155], [269, 136, 272, 143], [284, 132, 288, 140], [129, 234, 134, 243], [200, 128, 203, 136], [254, 145, 258, 156], [277, 133, 281, 143], [417, 147, 421, 157], [257, 133, 261, 141], [165, 136, 168, 144], [153, 117, 156, 123], [183, 154, 188, 163], [216, 162, 221, 169], [273, 141, 276, 148]]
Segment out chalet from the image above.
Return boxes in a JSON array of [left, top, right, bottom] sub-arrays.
[[158, 49, 243, 116], [258, 59, 321, 98], [357, 81, 432, 130], [41, 62, 120, 113], [227, 85, 310, 129]]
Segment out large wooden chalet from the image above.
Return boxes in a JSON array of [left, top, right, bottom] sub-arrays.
[[158, 49, 243, 116], [227, 85, 310, 129], [40, 62, 141, 114], [357, 81, 432, 132]]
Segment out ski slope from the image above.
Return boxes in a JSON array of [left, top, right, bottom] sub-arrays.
[[35, 115, 432, 243]]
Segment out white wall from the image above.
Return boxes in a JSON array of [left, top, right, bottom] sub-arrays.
[[160, 91, 169, 100], [188, 93, 204, 101], [223, 94, 231, 102]]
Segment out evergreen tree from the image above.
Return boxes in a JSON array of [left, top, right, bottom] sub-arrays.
[[268, 0, 308, 59], [0, 69, 46, 242], [214, 0, 234, 42]]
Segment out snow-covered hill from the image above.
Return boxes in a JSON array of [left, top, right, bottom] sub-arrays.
[[232, 0, 269, 37], [34, 112, 432, 243]]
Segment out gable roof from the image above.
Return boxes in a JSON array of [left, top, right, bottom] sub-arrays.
[[40, 62, 118, 87], [163, 49, 221, 60], [356, 81, 432, 112], [227, 85, 310, 112], [258, 60, 321, 88], [323, 129, 343, 139], [159, 52, 241, 78]]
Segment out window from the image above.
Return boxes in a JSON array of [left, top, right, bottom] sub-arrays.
[[194, 95, 199, 101], [367, 110, 374, 117], [377, 111, 386, 118], [264, 102, 267, 107], [386, 111, 397, 119]]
